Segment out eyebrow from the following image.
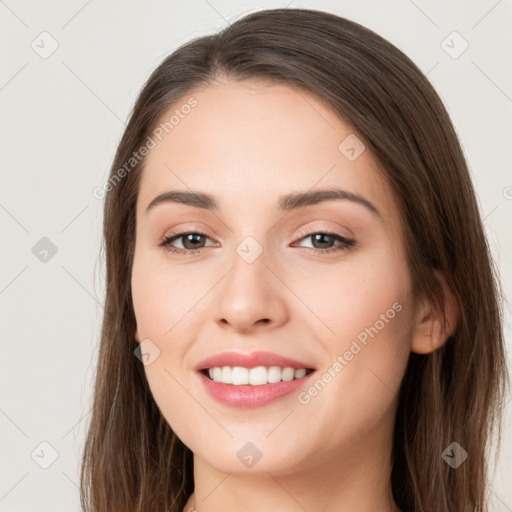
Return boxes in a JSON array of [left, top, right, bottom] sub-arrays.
[[145, 188, 381, 217]]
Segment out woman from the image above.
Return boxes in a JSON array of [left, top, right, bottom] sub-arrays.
[[80, 8, 509, 512]]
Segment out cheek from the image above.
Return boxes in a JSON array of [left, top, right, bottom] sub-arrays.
[[131, 254, 210, 435], [291, 250, 413, 420], [293, 249, 412, 346], [131, 250, 210, 343]]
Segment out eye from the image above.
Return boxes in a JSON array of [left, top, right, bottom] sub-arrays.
[[159, 229, 356, 255], [159, 230, 217, 254], [292, 228, 355, 254]]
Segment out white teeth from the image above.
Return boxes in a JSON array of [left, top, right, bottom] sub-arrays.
[[221, 366, 233, 384], [267, 366, 282, 384], [294, 368, 306, 379], [204, 365, 311, 385], [213, 367, 222, 382], [232, 367, 249, 385], [281, 367, 295, 381], [249, 366, 268, 385]]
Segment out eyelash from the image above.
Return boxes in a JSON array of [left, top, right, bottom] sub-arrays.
[[158, 228, 355, 255]]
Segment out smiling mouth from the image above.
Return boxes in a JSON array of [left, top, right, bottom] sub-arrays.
[[200, 366, 315, 386]]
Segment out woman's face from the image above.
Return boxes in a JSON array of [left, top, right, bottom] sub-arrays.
[[131, 78, 416, 476]]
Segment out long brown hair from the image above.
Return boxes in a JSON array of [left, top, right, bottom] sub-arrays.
[[80, 8, 509, 511]]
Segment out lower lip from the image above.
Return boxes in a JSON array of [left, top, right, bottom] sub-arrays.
[[197, 370, 316, 408]]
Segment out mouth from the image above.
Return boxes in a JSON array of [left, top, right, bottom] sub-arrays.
[[200, 366, 315, 385], [194, 351, 317, 408]]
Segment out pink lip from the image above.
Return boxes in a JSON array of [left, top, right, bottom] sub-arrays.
[[194, 351, 315, 371], [197, 370, 316, 408]]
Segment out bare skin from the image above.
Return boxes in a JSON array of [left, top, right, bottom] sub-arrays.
[[131, 78, 456, 512]]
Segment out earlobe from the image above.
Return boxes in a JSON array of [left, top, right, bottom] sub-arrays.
[[410, 271, 459, 355]]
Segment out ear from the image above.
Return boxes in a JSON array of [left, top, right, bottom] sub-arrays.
[[134, 327, 141, 344], [411, 270, 459, 354]]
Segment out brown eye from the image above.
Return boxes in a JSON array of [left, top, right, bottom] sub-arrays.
[[179, 233, 207, 249], [293, 230, 355, 254], [309, 233, 337, 249], [159, 231, 216, 254]]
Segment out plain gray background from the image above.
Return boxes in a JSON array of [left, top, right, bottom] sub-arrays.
[[0, 1, 511, 510]]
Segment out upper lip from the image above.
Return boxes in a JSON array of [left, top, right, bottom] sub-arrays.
[[195, 351, 316, 371]]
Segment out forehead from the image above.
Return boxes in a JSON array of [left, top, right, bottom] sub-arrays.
[[137, 78, 396, 224]]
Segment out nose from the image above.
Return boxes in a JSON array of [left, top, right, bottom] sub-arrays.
[[213, 248, 289, 334]]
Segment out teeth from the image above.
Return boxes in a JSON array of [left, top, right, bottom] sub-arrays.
[[232, 367, 249, 385], [221, 366, 233, 384], [249, 366, 267, 386], [281, 367, 295, 381], [267, 366, 282, 384], [294, 368, 306, 379], [205, 366, 311, 385]]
